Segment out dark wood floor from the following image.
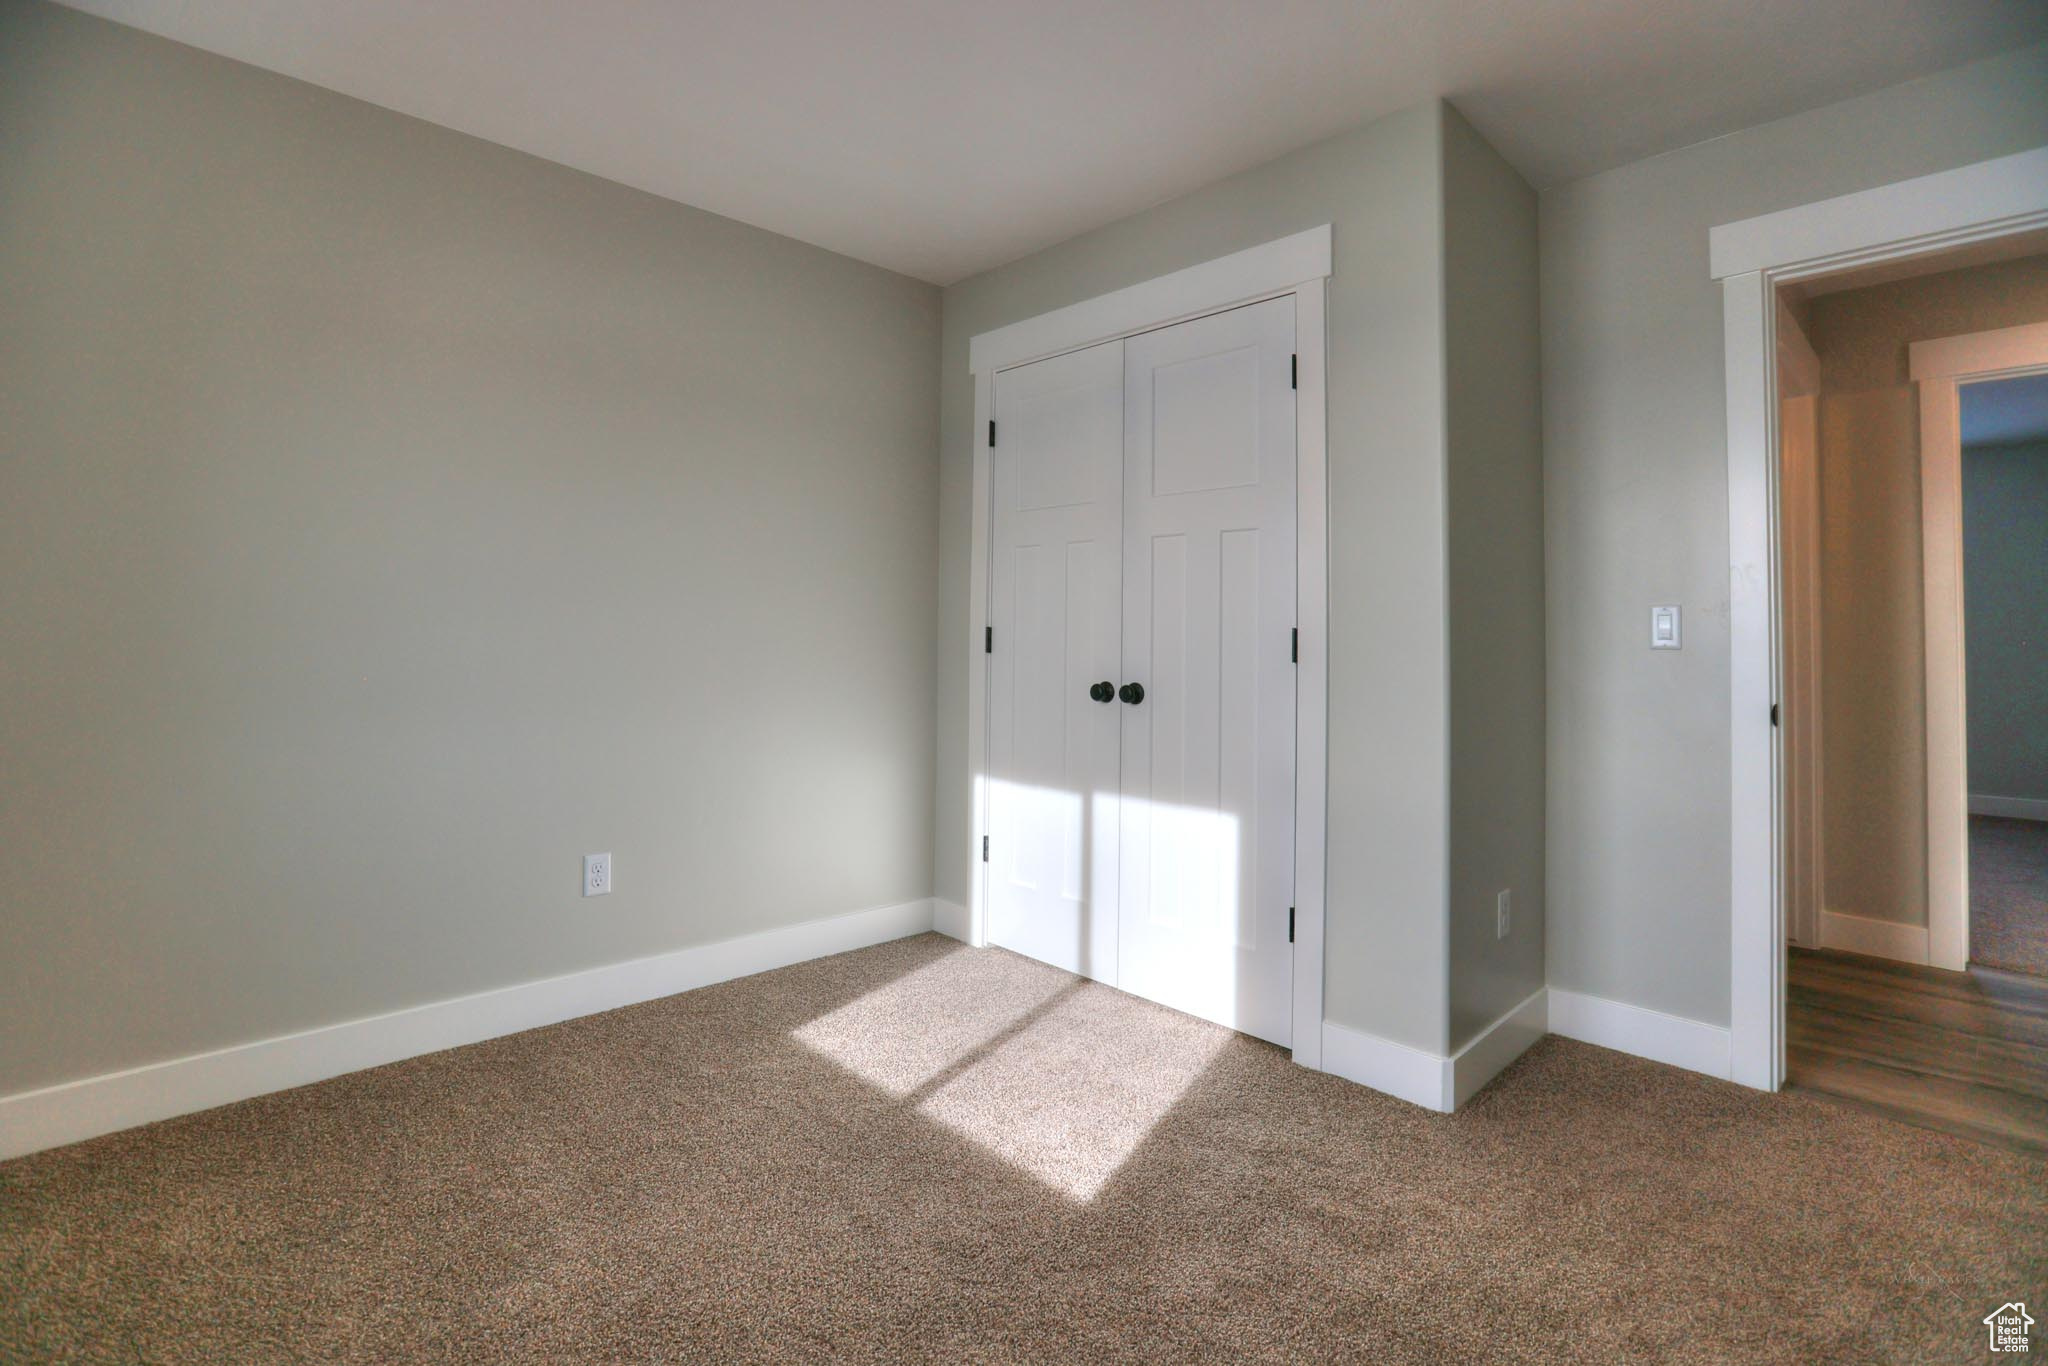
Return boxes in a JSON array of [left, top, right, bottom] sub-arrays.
[[1787, 946, 2048, 1153]]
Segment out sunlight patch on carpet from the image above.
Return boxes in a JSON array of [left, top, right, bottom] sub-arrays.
[[793, 945, 1072, 1096], [915, 988, 1228, 1202]]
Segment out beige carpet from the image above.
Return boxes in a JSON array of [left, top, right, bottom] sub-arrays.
[[1974, 814, 2048, 978], [3, 933, 2045, 1364]]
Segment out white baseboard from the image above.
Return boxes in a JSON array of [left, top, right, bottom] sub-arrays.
[[1818, 908, 1929, 965], [1971, 793, 2048, 822], [1547, 988, 1732, 1081], [1325, 987, 1729, 1108], [1447, 988, 1548, 1109], [932, 897, 970, 942], [0, 898, 935, 1162], [1318, 989, 1557, 1113], [1320, 1020, 1451, 1113]]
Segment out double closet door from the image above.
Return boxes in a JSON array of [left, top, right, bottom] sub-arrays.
[[986, 295, 1298, 1046]]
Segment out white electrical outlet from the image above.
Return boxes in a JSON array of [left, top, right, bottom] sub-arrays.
[[1496, 889, 1511, 940], [583, 852, 612, 897]]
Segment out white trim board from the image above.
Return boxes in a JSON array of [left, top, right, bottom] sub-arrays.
[[1911, 320, 2048, 380], [1321, 988, 1549, 1114], [1446, 988, 1549, 1110], [1320, 1021, 1451, 1113], [1818, 909, 1929, 966], [968, 226, 1330, 375], [1972, 795, 2048, 822], [931, 897, 971, 941], [1712, 144, 2048, 1092], [1709, 146, 2048, 281], [1547, 989, 1733, 1082], [0, 898, 936, 1162]]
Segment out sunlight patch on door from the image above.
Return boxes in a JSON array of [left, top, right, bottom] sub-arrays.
[[1133, 796, 1241, 942]]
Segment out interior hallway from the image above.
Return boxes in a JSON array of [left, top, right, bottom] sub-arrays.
[[5, 933, 2043, 1364]]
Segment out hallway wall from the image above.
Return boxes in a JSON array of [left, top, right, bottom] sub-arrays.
[[1964, 435, 2048, 807]]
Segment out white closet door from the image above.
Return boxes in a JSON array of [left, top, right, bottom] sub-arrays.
[[1116, 297, 1297, 1046], [986, 340, 1124, 980]]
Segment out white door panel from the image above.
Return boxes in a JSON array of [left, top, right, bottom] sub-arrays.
[[987, 340, 1123, 980], [1118, 298, 1296, 1046]]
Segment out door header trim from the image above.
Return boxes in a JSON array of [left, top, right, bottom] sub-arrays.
[[968, 225, 1331, 376], [1708, 146, 2048, 282]]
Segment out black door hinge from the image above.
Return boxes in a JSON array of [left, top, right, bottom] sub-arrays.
[[1291, 627, 1298, 664], [982, 835, 989, 862], [985, 626, 993, 654], [1291, 354, 1298, 390], [1288, 907, 1296, 943], [1771, 702, 1780, 727], [988, 419, 996, 447]]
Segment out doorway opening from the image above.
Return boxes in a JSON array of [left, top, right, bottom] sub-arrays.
[[1772, 241, 2048, 1151], [1961, 368, 2048, 979]]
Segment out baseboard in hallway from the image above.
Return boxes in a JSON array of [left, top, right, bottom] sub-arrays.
[[1969, 793, 2048, 822], [1818, 908, 1929, 965], [0, 897, 937, 1162]]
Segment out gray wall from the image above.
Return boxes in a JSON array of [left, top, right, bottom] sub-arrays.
[[1442, 107, 1546, 1051], [1540, 43, 2048, 1024], [1805, 255, 2048, 926], [0, 2, 941, 1095], [937, 104, 1454, 1051], [1964, 438, 2048, 803]]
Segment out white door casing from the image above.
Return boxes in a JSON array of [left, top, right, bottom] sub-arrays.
[[986, 340, 1125, 979], [1117, 298, 1298, 1045], [1777, 298, 1823, 949], [1910, 319, 2048, 972]]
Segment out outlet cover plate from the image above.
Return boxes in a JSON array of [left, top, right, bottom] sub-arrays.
[[584, 852, 612, 897]]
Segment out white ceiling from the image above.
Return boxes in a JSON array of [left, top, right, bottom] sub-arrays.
[[60, 0, 2048, 284]]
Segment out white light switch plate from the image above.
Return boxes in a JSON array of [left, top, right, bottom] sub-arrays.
[[583, 852, 612, 897], [1651, 605, 1682, 650]]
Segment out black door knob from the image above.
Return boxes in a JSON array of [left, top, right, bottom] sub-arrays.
[[1089, 681, 1115, 703], [1118, 682, 1145, 705]]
